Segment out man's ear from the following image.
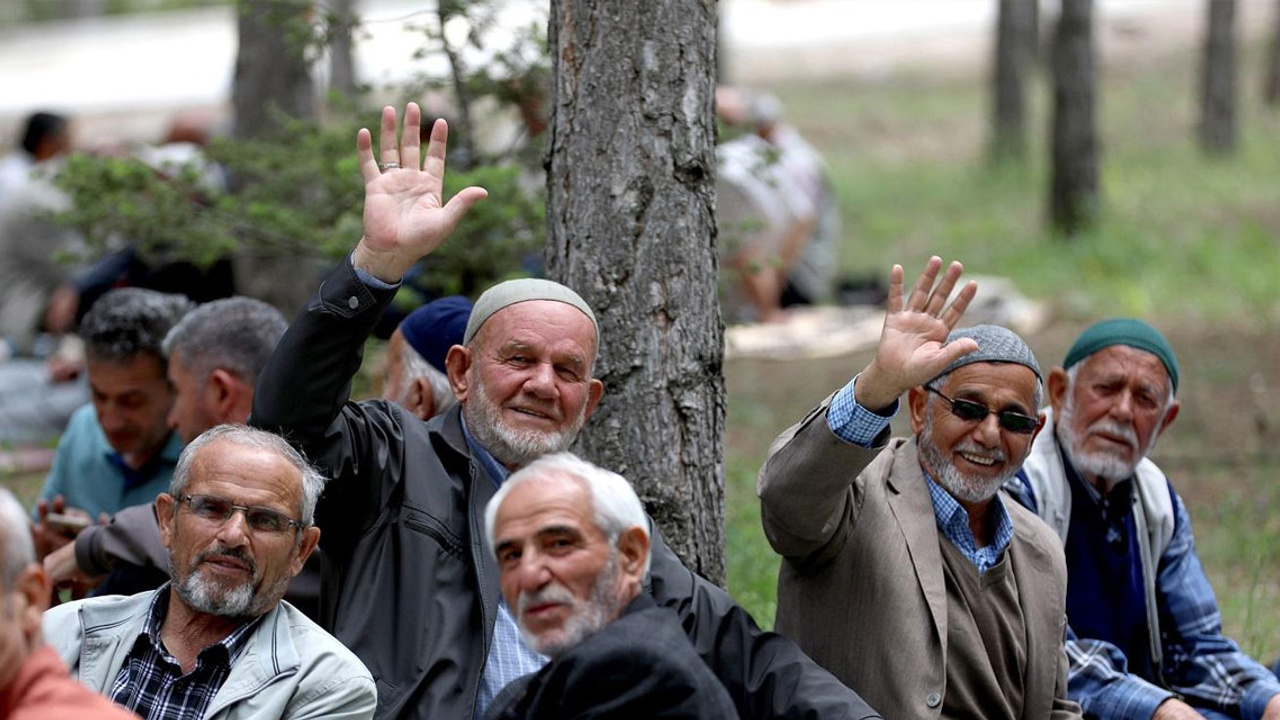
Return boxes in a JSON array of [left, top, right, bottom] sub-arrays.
[[445, 346, 472, 402], [410, 378, 435, 421], [13, 563, 51, 644], [616, 527, 650, 585], [156, 493, 176, 551], [208, 369, 251, 423], [583, 378, 604, 421], [290, 526, 321, 577], [1158, 400, 1181, 436], [907, 386, 928, 434], [1047, 367, 1070, 415]]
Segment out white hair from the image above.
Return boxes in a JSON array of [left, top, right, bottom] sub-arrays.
[[484, 452, 651, 577], [171, 424, 327, 526], [0, 487, 35, 588], [398, 338, 457, 416]]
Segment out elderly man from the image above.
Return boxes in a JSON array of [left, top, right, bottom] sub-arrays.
[[250, 103, 878, 720], [480, 452, 738, 719], [382, 295, 471, 420], [42, 297, 289, 594], [33, 288, 191, 570], [0, 487, 137, 719], [757, 258, 1082, 719], [43, 425, 376, 719], [1011, 318, 1280, 720]]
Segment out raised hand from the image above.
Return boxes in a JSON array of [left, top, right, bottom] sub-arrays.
[[351, 103, 489, 282], [854, 256, 978, 411]]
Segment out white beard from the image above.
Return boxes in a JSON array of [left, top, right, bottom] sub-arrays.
[[463, 372, 585, 467], [1056, 393, 1155, 487], [517, 552, 621, 657], [918, 403, 1019, 504]]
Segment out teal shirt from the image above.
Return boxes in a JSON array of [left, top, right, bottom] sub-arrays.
[[37, 404, 183, 518]]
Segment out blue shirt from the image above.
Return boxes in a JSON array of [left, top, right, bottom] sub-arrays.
[[827, 377, 1014, 572]]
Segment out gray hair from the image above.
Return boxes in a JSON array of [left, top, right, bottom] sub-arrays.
[[484, 452, 651, 577], [930, 369, 1044, 411], [0, 487, 35, 589], [171, 425, 326, 526], [81, 288, 195, 363], [163, 297, 287, 387], [398, 338, 457, 416]]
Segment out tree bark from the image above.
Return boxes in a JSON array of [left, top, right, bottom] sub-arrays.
[[546, 0, 725, 584], [990, 0, 1037, 163], [232, 0, 319, 317], [1050, 0, 1098, 235], [1265, 0, 1280, 104], [328, 0, 358, 102], [1199, 0, 1238, 154]]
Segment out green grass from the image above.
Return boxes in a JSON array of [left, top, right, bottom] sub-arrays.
[[723, 43, 1280, 659]]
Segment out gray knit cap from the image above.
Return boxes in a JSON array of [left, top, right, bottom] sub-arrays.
[[930, 324, 1041, 384], [464, 278, 598, 345]]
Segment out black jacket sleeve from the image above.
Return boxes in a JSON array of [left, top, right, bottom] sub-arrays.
[[647, 527, 882, 720]]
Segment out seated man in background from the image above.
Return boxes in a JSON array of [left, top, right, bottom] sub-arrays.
[[43, 425, 376, 719], [482, 452, 738, 720], [757, 258, 1081, 719], [33, 288, 192, 572], [382, 295, 472, 420], [0, 487, 137, 719], [1012, 318, 1280, 720]]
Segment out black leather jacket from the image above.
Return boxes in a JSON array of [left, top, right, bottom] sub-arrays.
[[251, 260, 880, 720]]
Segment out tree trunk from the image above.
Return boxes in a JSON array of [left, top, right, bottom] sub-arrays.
[[1265, 0, 1280, 104], [1050, 0, 1098, 235], [232, 0, 320, 317], [328, 0, 358, 102], [546, 0, 725, 584], [990, 0, 1037, 163], [1199, 0, 1238, 154]]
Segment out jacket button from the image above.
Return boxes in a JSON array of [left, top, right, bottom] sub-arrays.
[[926, 692, 941, 708], [348, 295, 360, 310]]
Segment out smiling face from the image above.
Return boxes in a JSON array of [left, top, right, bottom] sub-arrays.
[[449, 301, 604, 469], [1050, 344, 1179, 487], [88, 351, 175, 461], [157, 439, 319, 619], [910, 362, 1041, 504], [493, 474, 626, 657]]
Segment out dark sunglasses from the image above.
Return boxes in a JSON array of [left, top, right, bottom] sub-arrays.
[[176, 494, 306, 534], [926, 386, 1039, 435]]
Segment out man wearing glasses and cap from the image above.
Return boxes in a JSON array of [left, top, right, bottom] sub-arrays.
[[758, 257, 1082, 720]]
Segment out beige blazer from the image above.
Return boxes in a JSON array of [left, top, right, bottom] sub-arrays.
[[757, 395, 1082, 720]]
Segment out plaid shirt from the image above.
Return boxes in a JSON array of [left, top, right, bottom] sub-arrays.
[[109, 585, 259, 720], [828, 378, 1014, 572], [1060, 493, 1280, 720]]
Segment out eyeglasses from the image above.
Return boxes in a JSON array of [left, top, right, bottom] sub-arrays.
[[926, 386, 1039, 435], [176, 494, 306, 534]]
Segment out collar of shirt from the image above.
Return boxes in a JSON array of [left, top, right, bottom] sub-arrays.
[[460, 414, 511, 489], [103, 431, 183, 492], [138, 584, 260, 669], [923, 471, 1014, 574]]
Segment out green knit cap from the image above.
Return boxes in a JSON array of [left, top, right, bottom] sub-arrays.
[[1063, 318, 1179, 393]]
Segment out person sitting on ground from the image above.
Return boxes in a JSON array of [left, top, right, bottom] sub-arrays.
[[1010, 318, 1280, 720], [482, 452, 739, 720], [383, 295, 472, 420], [0, 487, 138, 719], [32, 289, 192, 575], [43, 424, 376, 719], [757, 257, 1082, 719], [249, 102, 879, 720]]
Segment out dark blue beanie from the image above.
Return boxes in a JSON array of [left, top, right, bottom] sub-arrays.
[[399, 296, 473, 373]]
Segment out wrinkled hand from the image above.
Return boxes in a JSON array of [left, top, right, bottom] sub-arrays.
[[854, 256, 978, 411], [44, 540, 94, 586], [351, 103, 488, 283], [1151, 698, 1207, 720]]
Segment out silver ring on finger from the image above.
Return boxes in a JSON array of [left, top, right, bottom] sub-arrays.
[[378, 162, 400, 173]]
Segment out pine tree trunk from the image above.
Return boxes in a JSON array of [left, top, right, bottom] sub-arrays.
[[991, 0, 1036, 163], [328, 0, 358, 101], [1265, 0, 1280, 104], [232, 0, 320, 317], [1199, 0, 1238, 154], [545, 0, 726, 584], [1050, 0, 1098, 235]]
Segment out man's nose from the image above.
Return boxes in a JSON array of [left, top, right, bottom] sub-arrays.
[[972, 411, 1002, 446], [215, 510, 252, 547], [523, 363, 557, 399], [1110, 389, 1135, 421]]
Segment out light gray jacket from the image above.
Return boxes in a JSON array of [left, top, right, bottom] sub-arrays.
[[44, 589, 376, 720]]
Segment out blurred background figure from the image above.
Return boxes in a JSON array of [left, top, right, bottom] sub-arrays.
[[0, 112, 71, 206], [383, 295, 473, 421]]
